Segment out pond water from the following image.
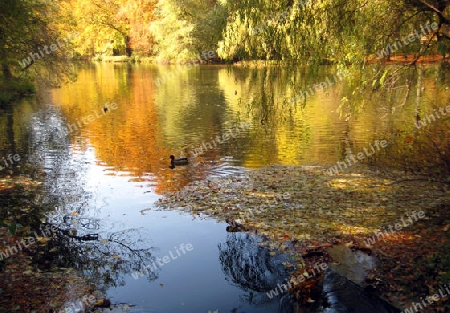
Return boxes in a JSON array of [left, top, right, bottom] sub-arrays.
[[0, 63, 447, 312]]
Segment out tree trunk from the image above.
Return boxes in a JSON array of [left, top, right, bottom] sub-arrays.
[[2, 63, 12, 80], [125, 35, 132, 57]]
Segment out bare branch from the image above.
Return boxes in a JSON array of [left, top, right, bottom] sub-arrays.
[[419, 0, 443, 15]]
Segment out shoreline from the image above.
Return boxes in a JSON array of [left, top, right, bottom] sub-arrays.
[[156, 164, 450, 312], [74, 52, 448, 66]]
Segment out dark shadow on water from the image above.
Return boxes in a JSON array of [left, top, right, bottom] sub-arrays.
[[217, 235, 402, 313], [322, 271, 400, 313]]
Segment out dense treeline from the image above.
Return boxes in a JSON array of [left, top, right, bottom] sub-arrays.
[[0, 0, 450, 87], [66, 0, 449, 64]]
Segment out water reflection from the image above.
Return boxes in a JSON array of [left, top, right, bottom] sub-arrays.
[[20, 100, 291, 313], [25, 102, 158, 293], [38, 221, 157, 292], [49, 64, 449, 194], [218, 232, 291, 301], [2, 63, 449, 312]]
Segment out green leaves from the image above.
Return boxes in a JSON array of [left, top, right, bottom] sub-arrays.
[[0, 221, 23, 235]]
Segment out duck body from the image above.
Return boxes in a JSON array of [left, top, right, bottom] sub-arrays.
[[170, 155, 189, 166]]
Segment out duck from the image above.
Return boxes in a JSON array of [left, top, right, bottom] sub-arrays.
[[170, 155, 189, 167]]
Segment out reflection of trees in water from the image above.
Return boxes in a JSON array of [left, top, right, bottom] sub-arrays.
[[218, 232, 291, 305], [27, 105, 158, 292], [28, 105, 91, 213], [37, 219, 157, 292]]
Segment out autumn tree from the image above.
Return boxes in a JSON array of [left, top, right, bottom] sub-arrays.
[[0, 0, 75, 87], [217, 0, 450, 64], [125, 0, 157, 56], [66, 0, 157, 57], [67, 0, 130, 56], [150, 0, 226, 62]]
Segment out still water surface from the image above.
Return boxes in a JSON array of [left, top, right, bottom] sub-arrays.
[[1, 63, 445, 312]]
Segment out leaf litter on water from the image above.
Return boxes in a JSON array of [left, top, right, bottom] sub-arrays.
[[156, 164, 450, 307]]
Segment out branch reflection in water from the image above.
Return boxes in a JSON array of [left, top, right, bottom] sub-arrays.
[[218, 232, 292, 306]]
